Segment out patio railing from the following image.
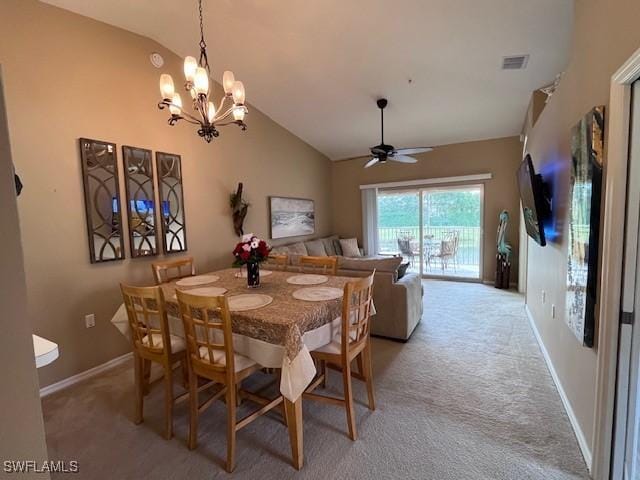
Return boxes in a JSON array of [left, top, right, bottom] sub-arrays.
[[378, 226, 482, 267]]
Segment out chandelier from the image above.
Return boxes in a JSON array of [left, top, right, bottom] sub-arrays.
[[157, 0, 248, 143]]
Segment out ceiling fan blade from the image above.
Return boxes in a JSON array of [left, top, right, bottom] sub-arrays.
[[389, 154, 418, 164], [364, 157, 380, 168], [393, 147, 434, 155]]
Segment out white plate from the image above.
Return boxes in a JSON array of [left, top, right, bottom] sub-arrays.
[[286, 274, 328, 285], [175, 275, 220, 287], [234, 269, 273, 278], [292, 287, 343, 302], [227, 294, 273, 311], [174, 286, 227, 298]]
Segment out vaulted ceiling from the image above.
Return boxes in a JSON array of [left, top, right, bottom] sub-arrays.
[[42, 0, 573, 159]]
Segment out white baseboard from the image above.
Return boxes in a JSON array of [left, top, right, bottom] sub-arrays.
[[525, 305, 593, 471], [39, 352, 132, 398]]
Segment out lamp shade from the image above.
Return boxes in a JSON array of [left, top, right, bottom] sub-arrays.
[[183, 56, 198, 82], [159, 74, 175, 100], [207, 101, 216, 122], [194, 67, 209, 95], [222, 71, 235, 94], [233, 106, 245, 121], [169, 93, 182, 115], [232, 81, 245, 104]]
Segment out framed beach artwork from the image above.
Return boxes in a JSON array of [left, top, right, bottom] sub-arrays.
[[269, 196, 315, 239], [565, 106, 604, 348]]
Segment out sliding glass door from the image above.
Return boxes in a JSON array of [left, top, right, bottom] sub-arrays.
[[377, 185, 483, 280]]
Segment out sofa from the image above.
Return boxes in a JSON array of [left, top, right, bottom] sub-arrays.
[[269, 235, 423, 341]]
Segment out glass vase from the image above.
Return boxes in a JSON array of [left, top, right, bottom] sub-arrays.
[[247, 261, 260, 288]]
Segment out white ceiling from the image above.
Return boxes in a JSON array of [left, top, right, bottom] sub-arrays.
[[42, 0, 573, 160]]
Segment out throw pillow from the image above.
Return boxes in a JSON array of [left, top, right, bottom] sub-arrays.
[[288, 242, 308, 255], [333, 239, 343, 256], [339, 238, 362, 257], [397, 262, 410, 280], [321, 235, 339, 256], [305, 239, 327, 256]]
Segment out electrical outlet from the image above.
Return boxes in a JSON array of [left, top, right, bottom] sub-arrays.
[[85, 313, 95, 328], [551, 304, 556, 319], [541, 290, 546, 304]]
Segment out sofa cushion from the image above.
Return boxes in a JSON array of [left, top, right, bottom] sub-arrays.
[[339, 238, 362, 257], [333, 239, 343, 256], [339, 255, 402, 273], [288, 242, 308, 255], [305, 239, 327, 256], [397, 262, 410, 280], [321, 235, 339, 256]]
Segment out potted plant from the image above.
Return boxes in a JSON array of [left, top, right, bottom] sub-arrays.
[[232, 234, 271, 288]]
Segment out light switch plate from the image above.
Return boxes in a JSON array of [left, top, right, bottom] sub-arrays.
[[85, 314, 96, 328]]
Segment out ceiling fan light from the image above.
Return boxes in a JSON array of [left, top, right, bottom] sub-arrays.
[[159, 74, 174, 100], [232, 81, 245, 104], [169, 93, 182, 115], [183, 56, 198, 82], [222, 71, 235, 94], [194, 67, 209, 95]]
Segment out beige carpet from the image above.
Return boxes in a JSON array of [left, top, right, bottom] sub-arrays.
[[42, 280, 589, 479]]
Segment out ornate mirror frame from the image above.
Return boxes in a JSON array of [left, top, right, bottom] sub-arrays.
[[156, 151, 187, 253]]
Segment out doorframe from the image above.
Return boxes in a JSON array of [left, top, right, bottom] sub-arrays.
[[591, 46, 640, 480]]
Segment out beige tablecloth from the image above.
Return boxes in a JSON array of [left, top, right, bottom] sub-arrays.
[[111, 269, 355, 401]]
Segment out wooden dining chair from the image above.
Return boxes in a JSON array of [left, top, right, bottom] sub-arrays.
[[151, 256, 195, 285], [176, 290, 284, 473], [120, 284, 188, 440], [267, 253, 288, 271], [304, 272, 376, 440], [299, 255, 338, 275]]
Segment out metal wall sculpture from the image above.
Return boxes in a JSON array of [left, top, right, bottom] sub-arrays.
[[156, 152, 187, 253], [122, 146, 158, 257], [566, 106, 604, 348], [79, 138, 125, 263]]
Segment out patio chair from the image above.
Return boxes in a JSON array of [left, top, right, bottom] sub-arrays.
[[397, 238, 417, 266], [428, 231, 460, 273]]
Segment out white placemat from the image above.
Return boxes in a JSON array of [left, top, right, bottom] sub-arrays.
[[234, 269, 273, 278], [228, 294, 273, 311], [175, 275, 220, 287], [286, 274, 328, 285], [292, 287, 343, 302], [173, 286, 227, 299]]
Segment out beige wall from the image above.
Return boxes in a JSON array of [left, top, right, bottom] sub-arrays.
[[0, 0, 331, 387], [0, 69, 50, 477], [523, 0, 640, 459], [331, 136, 523, 282]]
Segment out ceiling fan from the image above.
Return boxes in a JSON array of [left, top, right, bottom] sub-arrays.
[[363, 98, 433, 168]]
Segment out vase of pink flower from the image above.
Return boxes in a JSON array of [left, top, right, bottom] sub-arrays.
[[232, 234, 271, 288]]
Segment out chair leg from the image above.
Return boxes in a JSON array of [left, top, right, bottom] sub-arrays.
[[188, 367, 198, 450], [342, 361, 357, 440], [133, 354, 144, 424], [142, 359, 152, 395], [225, 384, 237, 473], [362, 344, 376, 411], [164, 363, 174, 440], [319, 360, 327, 388]]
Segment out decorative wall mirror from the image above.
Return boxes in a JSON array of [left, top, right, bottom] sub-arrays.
[[122, 146, 158, 257], [156, 152, 187, 253], [79, 138, 125, 263]]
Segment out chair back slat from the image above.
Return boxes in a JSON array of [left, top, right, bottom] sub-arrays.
[[120, 284, 171, 356], [151, 256, 195, 285], [176, 290, 235, 379], [299, 255, 338, 276], [267, 254, 288, 271], [341, 271, 375, 354]]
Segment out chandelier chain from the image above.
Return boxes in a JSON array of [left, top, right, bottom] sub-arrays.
[[197, 0, 210, 74]]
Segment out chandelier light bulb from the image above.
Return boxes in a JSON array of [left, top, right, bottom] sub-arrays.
[[159, 74, 175, 100], [193, 67, 209, 96], [207, 101, 216, 122], [232, 81, 245, 104], [183, 56, 198, 82], [222, 71, 235, 94], [233, 106, 245, 122], [169, 93, 182, 115]]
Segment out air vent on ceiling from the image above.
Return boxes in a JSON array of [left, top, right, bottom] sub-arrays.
[[502, 55, 529, 70]]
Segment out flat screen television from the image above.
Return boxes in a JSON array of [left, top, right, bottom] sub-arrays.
[[517, 154, 550, 246], [111, 198, 170, 216]]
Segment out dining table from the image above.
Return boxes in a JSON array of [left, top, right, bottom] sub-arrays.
[[111, 267, 357, 470]]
